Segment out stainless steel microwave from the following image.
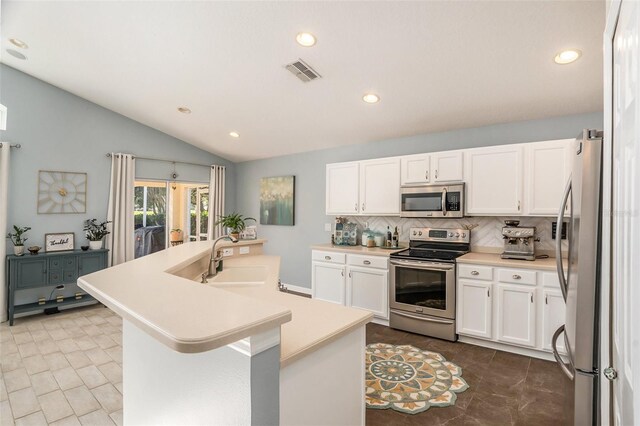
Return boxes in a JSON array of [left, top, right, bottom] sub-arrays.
[[400, 183, 465, 218]]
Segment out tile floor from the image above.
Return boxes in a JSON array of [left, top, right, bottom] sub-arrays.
[[365, 323, 570, 426], [1, 304, 569, 425], [1, 305, 122, 426]]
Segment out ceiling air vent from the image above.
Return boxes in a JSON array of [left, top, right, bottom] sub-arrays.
[[285, 59, 321, 83]]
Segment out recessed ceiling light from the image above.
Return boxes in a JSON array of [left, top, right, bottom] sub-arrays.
[[9, 38, 28, 49], [362, 93, 380, 104], [296, 32, 316, 47], [177, 107, 191, 114], [229, 131, 240, 138], [554, 49, 582, 65], [6, 49, 27, 60]]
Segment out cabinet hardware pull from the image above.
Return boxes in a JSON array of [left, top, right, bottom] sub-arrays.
[[530, 294, 533, 303], [513, 274, 521, 280], [471, 270, 479, 275], [324, 256, 331, 260], [435, 170, 438, 179], [355, 203, 358, 211], [349, 272, 352, 278], [362, 203, 365, 211], [425, 170, 429, 180], [545, 295, 548, 304], [363, 260, 371, 265], [518, 200, 521, 211], [341, 270, 344, 276], [487, 289, 490, 297]]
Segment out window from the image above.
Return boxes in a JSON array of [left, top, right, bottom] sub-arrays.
[[133, 181, 210, 258]]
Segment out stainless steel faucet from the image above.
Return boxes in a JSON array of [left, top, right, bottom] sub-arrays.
[[201, 235, 239, 283]]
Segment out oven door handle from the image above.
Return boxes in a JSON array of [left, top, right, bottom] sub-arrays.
[[390, 259, 454, 271], [391, 310, 453, 324]]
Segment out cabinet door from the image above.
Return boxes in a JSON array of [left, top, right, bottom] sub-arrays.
[[326, 162, 360, 215], [347, 266, 388, 319], [360, 158, 401, 215], [400, 154, 430, 185], [457, 279, 492, 339], [15, 258, 48, 289], [432, 151, 463, 182], [525, 139, 573, 216], [311, 262, 346, 305], [497, 284, 536, 347], [542, 289, 566, 354], [79, 253, 106, 276], [464, 145, 524, 215]]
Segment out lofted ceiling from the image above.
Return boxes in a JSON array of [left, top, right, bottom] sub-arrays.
[[1, 1, 604, 162]]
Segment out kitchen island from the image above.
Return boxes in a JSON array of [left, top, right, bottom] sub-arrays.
[[78, 241, 372, 426]]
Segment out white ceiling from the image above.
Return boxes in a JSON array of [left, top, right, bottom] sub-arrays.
[[1, 1, 604, 162]]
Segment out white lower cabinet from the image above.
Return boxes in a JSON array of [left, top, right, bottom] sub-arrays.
[[542, 289, 566, 354], [311, 250, 389, 320], [496, 284, 536, 347], [347, 266, 389, 320], [457, 280, 492, 339], [457, 262, 566, 358], [311, 262, 346, 305]]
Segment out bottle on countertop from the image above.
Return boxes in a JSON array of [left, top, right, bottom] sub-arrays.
[[392, 226, 399, 248], [386, 226, 392, 248], [361, 222, 371, 247]]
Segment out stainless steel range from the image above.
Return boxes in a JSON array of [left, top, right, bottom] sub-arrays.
[[389, 227, 470, 341]]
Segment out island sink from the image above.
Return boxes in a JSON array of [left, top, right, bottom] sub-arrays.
[[205, 265, 267, 285]]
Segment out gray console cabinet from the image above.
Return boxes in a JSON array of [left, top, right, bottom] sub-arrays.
[[6, 249, 108, 325]]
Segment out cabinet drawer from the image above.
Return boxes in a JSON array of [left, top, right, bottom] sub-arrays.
[[312, 250, 346, 264], [347, 254, 388, 269], [50, 257, 77, 270], [49, 270, 64, 284], [64, 270, 78, 282], [497, 268, 536, 286], [458, 264, 493, 281], [542, 272, 561, 288]]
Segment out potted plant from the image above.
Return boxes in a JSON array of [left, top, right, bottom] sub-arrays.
[[6, 225, 31, 256], [84, 219, 111, 250], [170, 228, 183, 242], [215, 213, 256, 240]]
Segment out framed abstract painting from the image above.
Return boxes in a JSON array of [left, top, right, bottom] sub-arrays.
[[260, 176, 294, 226]]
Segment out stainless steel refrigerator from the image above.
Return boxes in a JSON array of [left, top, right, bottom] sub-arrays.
[[552, 129, 603, 425]]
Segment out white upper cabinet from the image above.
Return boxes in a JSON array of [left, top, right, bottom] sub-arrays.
[[326, 162, 360, 215], [359, 158, 401, 215], [465, 145, 524, 215], [524, 139, 573, 216], [400, 154, 430, 185], [432, 151, 463, 183]]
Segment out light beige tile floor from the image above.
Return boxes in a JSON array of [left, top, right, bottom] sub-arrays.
[[0, 305, 123, 425]]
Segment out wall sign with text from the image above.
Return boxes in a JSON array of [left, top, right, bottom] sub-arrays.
[[45, 233, 75, 252]]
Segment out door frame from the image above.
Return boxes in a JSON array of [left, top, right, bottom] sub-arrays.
[[602, 1, 621, 424]]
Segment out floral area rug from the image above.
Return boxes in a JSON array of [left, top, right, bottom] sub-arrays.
[[365, 343, 469, 414]]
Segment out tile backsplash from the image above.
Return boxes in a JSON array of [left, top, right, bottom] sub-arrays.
[[342, 216, 568, 254]]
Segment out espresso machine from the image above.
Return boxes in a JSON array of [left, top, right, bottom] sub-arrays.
[[500, 220, 539, 261]]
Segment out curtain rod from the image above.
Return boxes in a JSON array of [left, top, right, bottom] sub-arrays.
[[0, 143, 21, 148], [105, 153, 213, 168]]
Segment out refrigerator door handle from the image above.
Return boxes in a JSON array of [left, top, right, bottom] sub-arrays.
[[556, 177, 571, 302], [552, 325, 575, 380]]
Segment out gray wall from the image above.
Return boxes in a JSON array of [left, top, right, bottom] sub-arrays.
[[0, 64, 235, 250], [235, 111, 603, 289]]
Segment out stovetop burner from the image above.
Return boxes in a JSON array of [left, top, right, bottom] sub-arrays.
[[390, 227, 470, 262]]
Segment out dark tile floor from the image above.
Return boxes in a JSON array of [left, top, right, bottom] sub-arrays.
[[365, 323, 571, 426]]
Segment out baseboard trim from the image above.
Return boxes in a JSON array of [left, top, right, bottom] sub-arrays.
[[282, 283, 311, 295], [457, 335, 561, 362]]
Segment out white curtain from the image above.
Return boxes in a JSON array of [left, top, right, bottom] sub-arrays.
[[208, 165, 226, 239], [0, 143, 10, 322], [105, 153, 135, 266]]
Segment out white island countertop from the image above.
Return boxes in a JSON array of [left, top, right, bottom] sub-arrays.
[[78, 241, 372, 365]]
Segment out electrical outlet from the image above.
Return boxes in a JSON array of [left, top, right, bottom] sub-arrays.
[[324, 223, 332, 232], [222, 248, 234, 257], [239, 246, 250, 255]]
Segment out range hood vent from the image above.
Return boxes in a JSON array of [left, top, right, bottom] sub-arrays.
[[285, 59, 321, 83]]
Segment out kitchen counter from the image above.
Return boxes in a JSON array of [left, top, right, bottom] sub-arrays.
[[311, 243, 407, 257], [78, 241, 372, 363], [458, 252, 564, 271]]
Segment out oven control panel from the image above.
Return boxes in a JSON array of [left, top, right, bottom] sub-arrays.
[[410, 227, 470, 244]]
